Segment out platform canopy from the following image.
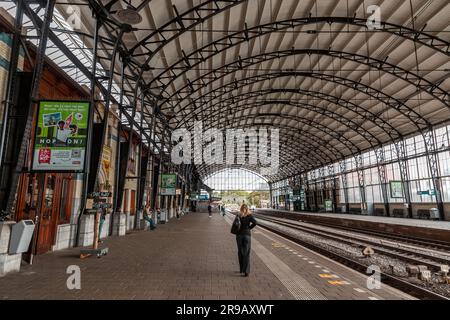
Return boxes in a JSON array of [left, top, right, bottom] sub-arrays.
[[21, 0, 450, 182]]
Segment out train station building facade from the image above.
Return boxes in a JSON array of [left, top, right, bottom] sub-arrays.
[[0, 0, 448, 302]]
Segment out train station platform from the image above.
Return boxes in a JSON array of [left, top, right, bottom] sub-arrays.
[[0, 211, 412, 300], [258, 209, 450, 243]]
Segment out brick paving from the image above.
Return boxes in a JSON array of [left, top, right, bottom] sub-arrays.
[[0, 212, 292, 300], [0, 212, 413, 300]]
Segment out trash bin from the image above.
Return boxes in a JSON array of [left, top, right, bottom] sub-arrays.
[[9, 220, 35, 254], [159, 210, 167, 224], [429, 208, 439, 220]]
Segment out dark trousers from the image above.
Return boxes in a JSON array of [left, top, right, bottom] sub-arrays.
[[236, 234, 251, 274], [144, 217, 155, 230]]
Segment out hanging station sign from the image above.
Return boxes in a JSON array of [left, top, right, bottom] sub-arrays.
[[86, 191, 112, 210], [389, 181, 404, 198], [31, 100, 90, 172], [160, 173, 177, 195]]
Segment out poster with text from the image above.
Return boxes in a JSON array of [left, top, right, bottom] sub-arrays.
[[160, 174, 177, 195], [32, 100, 90, 172], [389, 181, 404, 198]]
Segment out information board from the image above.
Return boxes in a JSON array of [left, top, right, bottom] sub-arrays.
[[31, 100, 90, 172], [324, 200, 333, 212], [389, 181, 404, 198], [161, 174, 177, 195]]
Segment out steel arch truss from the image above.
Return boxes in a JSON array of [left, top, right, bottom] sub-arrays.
[[147, 16, 450, 93], [173, 70, 429, 133], [192, 113, 363, 181], [163, 48, 449, 113], [179, 88, 403, 141]]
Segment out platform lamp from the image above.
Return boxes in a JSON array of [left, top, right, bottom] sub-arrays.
[[115, 6, 143, 25]]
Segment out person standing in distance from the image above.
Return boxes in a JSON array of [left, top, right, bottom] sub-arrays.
[[236, 204, 257, 277], [207, 202, 212, 218]]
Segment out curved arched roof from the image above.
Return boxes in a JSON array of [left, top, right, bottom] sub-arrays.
[[57, 0, 450, 182]]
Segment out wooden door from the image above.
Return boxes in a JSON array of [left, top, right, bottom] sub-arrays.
[[130, 190, 136, 215], [16, 174, 40, 222], [35, 174, 61, 254], [123, 189, 128, 213]]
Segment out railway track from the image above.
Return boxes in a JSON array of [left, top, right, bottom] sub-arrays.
[[254, 214, 450, 271], [257, 209, 450, 252], [225, 210, 449, 300]]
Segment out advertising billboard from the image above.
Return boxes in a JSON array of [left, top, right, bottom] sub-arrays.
[[389, 181, 404, 198], [160, 173, 177, 195], [31, 100, 90, 172], [324, 200, 333, 212]]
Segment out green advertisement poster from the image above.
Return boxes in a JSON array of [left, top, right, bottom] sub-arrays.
[[32, 100, 90, 172], [389, 181, 404, 198], [161, 174, 177, 195], [324, 200, 333, 212], [190, 192, 198, 200]]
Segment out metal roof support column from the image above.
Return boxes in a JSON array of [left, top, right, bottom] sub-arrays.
[[146, 102, 158, 211], [339, 161, 349, 214], [4, 0, 56, 220], [354, 155, 367, 214], [115, 76, 140, 226], [298, 174, 304, 211], [144, 154, 153, 207], [304, 174, 310, 211], [157, 125, 166, 211], [180, 165, 185, 210], [134, 92, 146, 230], [328, 165, 338, 213], [269, 183, 273, 208], [319, 167, 326, 210], [310, 170, 318, 212], [167, 128, 174, 218], [0, 0, 25, 218], [76, 16, 99, 245], [375, 148, 390, 217], [151, 152, 159, 211], [91, 28, 125, 194], [394, 141, 413, 218], [422, 130, 445, 220], [110, 53, 126, 236]]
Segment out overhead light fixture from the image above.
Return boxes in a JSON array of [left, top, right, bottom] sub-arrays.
[[116, 7, 142, 25]]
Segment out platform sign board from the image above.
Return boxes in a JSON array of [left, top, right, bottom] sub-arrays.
[[31, 100, 90, 172], [160, 174, 177, 195], [389, 181, 403, 198], [417, 190, 436, 196], [190, 192, 198, 200], [324, 200, 333, 212]]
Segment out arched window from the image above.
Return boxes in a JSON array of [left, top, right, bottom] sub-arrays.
[[203, 168, 269, 191]]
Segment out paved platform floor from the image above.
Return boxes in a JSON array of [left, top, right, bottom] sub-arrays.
[[0, 212, 413, 300]]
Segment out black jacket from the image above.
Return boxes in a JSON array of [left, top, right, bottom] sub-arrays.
[[236, 215, 257, 236]]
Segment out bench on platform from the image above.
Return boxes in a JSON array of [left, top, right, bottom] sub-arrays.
[[417, 209, 431, 220], [348, 208, 362, 215], [374, 208, 385, 216], [392, 209, 405, 218]]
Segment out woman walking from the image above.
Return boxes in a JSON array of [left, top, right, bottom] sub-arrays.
[[235, 204, 257, 277]]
